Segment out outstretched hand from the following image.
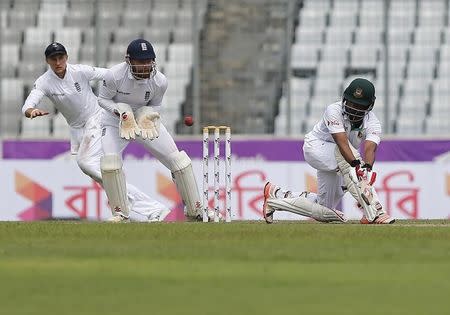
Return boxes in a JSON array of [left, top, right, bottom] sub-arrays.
[[28, 108, 49, 119]]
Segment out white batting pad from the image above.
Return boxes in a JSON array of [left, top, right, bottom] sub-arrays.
[[335, 145, 377, 222], [100, 154, 129, 218], [166, 150, 203, 219], [267, 196, 346, 222]]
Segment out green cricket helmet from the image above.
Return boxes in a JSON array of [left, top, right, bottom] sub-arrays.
[[342, 78, 376, 122]]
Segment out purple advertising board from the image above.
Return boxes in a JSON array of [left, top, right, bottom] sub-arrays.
[[3, 138, 450, 161]]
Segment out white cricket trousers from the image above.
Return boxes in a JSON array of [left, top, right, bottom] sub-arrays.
[[101, 121, 180, 170], [302, 137, 345, 210], [72, 109, 169, 221]]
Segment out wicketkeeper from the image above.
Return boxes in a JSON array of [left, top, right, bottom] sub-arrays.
[[263, 78, 395, 224], [98, 39, 210, 222]]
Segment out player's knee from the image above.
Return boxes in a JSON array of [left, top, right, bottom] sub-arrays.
[[163, 150, 191, 172], [100, 154, 123, 172], [76, 154, 90, 173], [76, 156, 100, 181]]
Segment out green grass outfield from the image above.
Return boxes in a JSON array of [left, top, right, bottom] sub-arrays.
[[1, 220, 450, 315]]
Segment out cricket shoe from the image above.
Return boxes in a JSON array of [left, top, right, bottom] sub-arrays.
[[207, 209, 223, 222], [107, 213, 130, 223], [360, 213, 395, 224], [188, 208, 222, 222], [195, 209, 223, 222], [262, 182, 281, 224]]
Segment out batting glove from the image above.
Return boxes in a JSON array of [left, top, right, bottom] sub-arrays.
[[350, 160, 377, 185]]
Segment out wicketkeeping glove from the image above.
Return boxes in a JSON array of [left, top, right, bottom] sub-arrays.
[[135, 107, 160, 140], [115, 103, 141, 140]]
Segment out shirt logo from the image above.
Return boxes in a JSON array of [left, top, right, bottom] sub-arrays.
[[102, 79, 107, 87], [74, 82, 81, 92], [51, 93, 65, 97], [327, 120, 340, 126], [117, 90, 131, 95], [141, 43, 148, 51], [353, 87, 363, 98], [144, 91, 150, 101]]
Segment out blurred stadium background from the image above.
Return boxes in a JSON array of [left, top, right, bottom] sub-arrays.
[[1, 3, 449, 313], [2, 0, 450, 137]]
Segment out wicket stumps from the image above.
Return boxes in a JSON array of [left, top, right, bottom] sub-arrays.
[[202, 126, 232, 223]]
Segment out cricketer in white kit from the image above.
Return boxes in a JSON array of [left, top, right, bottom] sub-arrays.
[[98, 38, 206, 222], [22, 42, 171, 222], [263, 78, 395, 224]]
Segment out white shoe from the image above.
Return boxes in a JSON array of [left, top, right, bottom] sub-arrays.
[[184, 203, 207, 221], [206, 209, 223, 222], [148, 208, 171, 222], [360, 213, 395, 224], [107, 213, 130, 223], [357, 202, 395, 224], [262, 182, 280, 224]]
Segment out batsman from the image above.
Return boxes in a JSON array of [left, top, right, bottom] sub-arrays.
[[263, 78, 395, 224]]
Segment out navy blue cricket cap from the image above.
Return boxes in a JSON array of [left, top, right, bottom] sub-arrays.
[[126, 39, 156, 60], [45, 42, 67, 58]]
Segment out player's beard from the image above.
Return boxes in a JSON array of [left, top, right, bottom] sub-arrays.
[[128, 61, 157, 80], [348, 114, 364, 123], [132, 65, 150, 79]]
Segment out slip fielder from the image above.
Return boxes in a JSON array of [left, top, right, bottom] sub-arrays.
[[22, 42, 171, 222]]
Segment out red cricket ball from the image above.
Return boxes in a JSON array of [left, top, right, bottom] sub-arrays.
[[184, 115, 194, 126]]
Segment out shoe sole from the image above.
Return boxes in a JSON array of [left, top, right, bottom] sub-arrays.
[[262, 182, 273, 224], [360, 216, 396, 224]]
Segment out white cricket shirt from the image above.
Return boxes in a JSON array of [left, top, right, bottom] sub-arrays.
[[306, 101, 382, 149], [98, 62, 168, 126], [22, 64, 107, 128]]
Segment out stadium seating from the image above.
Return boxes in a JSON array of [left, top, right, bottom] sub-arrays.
[[1, 0, 449, 137], [21, 115, 51, 138], [1, 78, 24, 135], [0, 0, 207, 137], [278, 0, 449, 136]]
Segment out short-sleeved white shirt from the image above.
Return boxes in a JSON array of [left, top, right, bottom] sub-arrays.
[[98, 62, 168, 126], [22, 64, 107, 128], [306, 101, 382, 149]]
